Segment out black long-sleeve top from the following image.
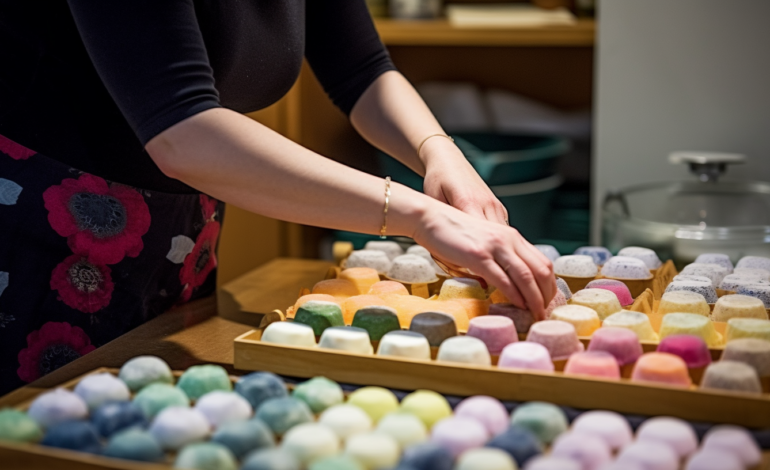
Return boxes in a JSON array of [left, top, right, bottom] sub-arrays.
[[0, 1, 396, 193]]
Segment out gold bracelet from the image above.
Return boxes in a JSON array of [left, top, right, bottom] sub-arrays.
[[380, 176, 391, 239], [417, 134, 454, 159]]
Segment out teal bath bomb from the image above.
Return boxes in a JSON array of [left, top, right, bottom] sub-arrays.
[[309, 455, 366, 470], [119, 356, 174, 392], [133, 383, 190, 419], [241, 448, 301, 470], [103, 429, 164, 463], [254, 397, 314, 436], [211, 418, 275, 459], [176, 365, 232, 400], [351, 306, 401, 341], [510, 402, 569, 445], [0, 408, 43, 442], [294, 301, 345, 336], [292, 377, 344, 414], [174, 442, 237, 470]]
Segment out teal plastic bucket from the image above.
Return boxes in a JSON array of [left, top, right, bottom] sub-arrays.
[[492, 175, 564, 241]]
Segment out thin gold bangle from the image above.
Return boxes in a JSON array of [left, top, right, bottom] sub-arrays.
[[417, 134, 454, 159], [380, 176, 391, 239]]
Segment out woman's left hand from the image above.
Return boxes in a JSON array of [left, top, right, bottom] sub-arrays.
[[420, 135, 509, 225]]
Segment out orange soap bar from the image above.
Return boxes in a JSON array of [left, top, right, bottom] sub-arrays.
[[451, 298, 490, 320], [341, 295, 389, 324], [631, 352, 692, 388], [368, 281, 409, 297], [339, 267, 381, 295], [293, 294, 338, 313], [490, 289, 508, 304], [428, 301, 470, 331], [312, 279, 359, 300]]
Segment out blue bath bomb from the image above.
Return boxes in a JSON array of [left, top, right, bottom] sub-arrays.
[[174, 442, 237, 470], [254, 397, 313, 436], [176, 365, 232, 401], [91, 401, 147, 438], [241, 448, 301, 470], [41, 420, 102, 454], [235, 372, 288, 410], [211, 418, 275, 459], [486, 425, 543, 466], [103, 429, 164, 463], [400, 442, 454, 470]]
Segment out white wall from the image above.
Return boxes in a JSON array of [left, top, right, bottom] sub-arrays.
[[593, 0, 770, 243]]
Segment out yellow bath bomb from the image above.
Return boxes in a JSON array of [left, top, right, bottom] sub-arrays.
[[339, 268, 382, 296], [346, 387, 399, 424], [399, 390, 452, 430]]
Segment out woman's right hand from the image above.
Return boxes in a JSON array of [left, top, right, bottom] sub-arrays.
[[411, 200, 556, 320]]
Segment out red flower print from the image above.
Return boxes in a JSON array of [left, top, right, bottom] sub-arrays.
[[179, 221, 220, 302], [0, 134, 36, 160], [200, 194, 218, 222], [43, 174, 151, 265], [50, 254, 114, 313], [17, 322, 96, 383]]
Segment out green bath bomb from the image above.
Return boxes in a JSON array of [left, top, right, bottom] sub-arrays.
[[309, 455, 366, 470], [241, 448, 301, 470], [294, 301, 345, 336], [174, 442, 237, 470], [212, 419, 275, 459], [176, 365, 232, 400], [351, 306, 401, 341], [292, 377, 344, 414], [0, 408, 43, 442], [119, 356, 174, 392], [510, 402, 568, 445], [133, 383, 190, 419], [103, 429, 164, 463], [254, 397, 314, 436]]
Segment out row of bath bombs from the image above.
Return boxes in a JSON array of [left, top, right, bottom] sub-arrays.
[[0, 356, 762, 470]]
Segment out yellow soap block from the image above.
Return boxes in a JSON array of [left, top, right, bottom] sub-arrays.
[[550, 304, 601, 336], [339, 267, 382, 296], [602, 310, 659, 342], [293, 294, 339, 313], [341, 295, 388, 325], [312, 279, 359, 301], [726, 318, 770, 343], [438, 278, 487, 301], [347, 386, 399, 423], [659, 313, 723, 348], [399, 390, 452, 430], [570, 288, 622, 321], [712, 295, 769, 322], [368, 281, 409, 297], [657, 291, 711, 317]]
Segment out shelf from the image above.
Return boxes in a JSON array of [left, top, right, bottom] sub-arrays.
[[374, 18, 595, 47]]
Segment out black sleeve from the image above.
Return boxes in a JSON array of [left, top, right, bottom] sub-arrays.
[[67, 0, 221, 145], [305, 0, 397, 116]]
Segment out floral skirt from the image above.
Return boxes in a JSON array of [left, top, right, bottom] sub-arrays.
[[0, 135, 224, 395]]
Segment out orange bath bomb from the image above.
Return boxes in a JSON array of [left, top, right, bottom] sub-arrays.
[[451, 298, 491, 320], [339, 267, 382, 295], [293, 294, 339, 314], [368, 281, 409, 297], [341, 295, 389, 324], [423, 300, 471, 331], [312, 279, 359, 300]]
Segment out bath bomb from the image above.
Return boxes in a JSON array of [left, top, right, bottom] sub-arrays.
[[486, 425, 543, 467], [439, 278, 487, 301], [602, 310, 659, 342], [255, 397, 314, 436], [342, 295, 391, 324], [365, 240, 405, 260], [550, 432, 611, 470], [27, 388, 88, 428], [376, 412, 428, 448], [555, 277, 572, 300], [262, 322, 317, 348], [436, 336, 491, 365], [681, 263, 729, 287], [585, 279, 634, 306], [369, 280, 409, 296], [701, 425, 762, 467], [498, 341, 555, 372], [600, 256, 652, 279], [352, 306, 401, 341], [616, 246, 662, 269], [119, 355, 174, 392], [455, 448, 517, 470], [347, 250, 393, 275], [701, 361, 762, 394], [574, 246, 613, 266], [149, 406, 210, 450], [409, 312, 458, 347], [195, 391, 253, 428], [340, 267, 382, 295], [489, 303, 537, 335], [242, 448, 301, 470], [103, 429, 164, 463], [312, 279, 359, 300], [454, 395, 509, 436], [235, 371, 288, 410], [725, 318, 770, 342], [295, 301, 346, 336], [733, 267, 770, 280], [211, 419, 275, 459], [318, 326, 374, 354], [449, 297, 491, 320], [736, 283, 770, 308], [388, 255, 440, 283], [0, 408, 43, 442], [430, 416, 489, 458], [73, 373, 130, 411], [564, 351, 621, 379], [174, 442, 237, 470], [310, 455, 366, 470], [615, 441, 679, 470], [293, 294, 339, 312], [570, 289, 622, 321], [636, 417, 697, 458], [657, 291, 711, 317], [695, 253, 734, 272], [659, 313, 722, 347], [91, 401, 147, 438], [656, 335, 712, 369], [133, 383, 190, 419], [400, 390, 452, 430], [347, 386, 399, 423], [535, 245, 561, 262], [524, 456, 582, 470], [407, 244, 446, 276], [345, 432, 401, 469], [632, 352, 692, 388], [377, 331, 432, 360], [665, 280, 718, 304], [554, 255, 598, 278], [41, 420, 102, 454], [586, 327, 643, 366], [466, 316, 518, 355], [722, 338, 770, 377], [292, 376, 344, 414], [720, 274, 770, 292], [509, 402, 568, 445], [736, 256, 770, 272], [550, 305, 601, 335], [570, 410, 633, 451], [318, 404, 373, 440], [281, 422, 340, 465], [401, 442, 454, 470], [712, 294, 769, 321], [525, 320, 584, 360], [683, 449, 743, 470], [673, 274, 714, 284], [176, 364, 232, 400]]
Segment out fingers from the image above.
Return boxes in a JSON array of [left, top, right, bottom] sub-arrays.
[[516, 241, 557, 306], [483, 202, 508, 226], [493, 249, 547, 320], [478, 258, 527, 310]]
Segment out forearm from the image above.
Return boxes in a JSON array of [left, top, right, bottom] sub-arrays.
[[145, 108, 430, 237]]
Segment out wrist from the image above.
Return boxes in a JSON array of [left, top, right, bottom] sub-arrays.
[[419, 136, 464, 170]]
